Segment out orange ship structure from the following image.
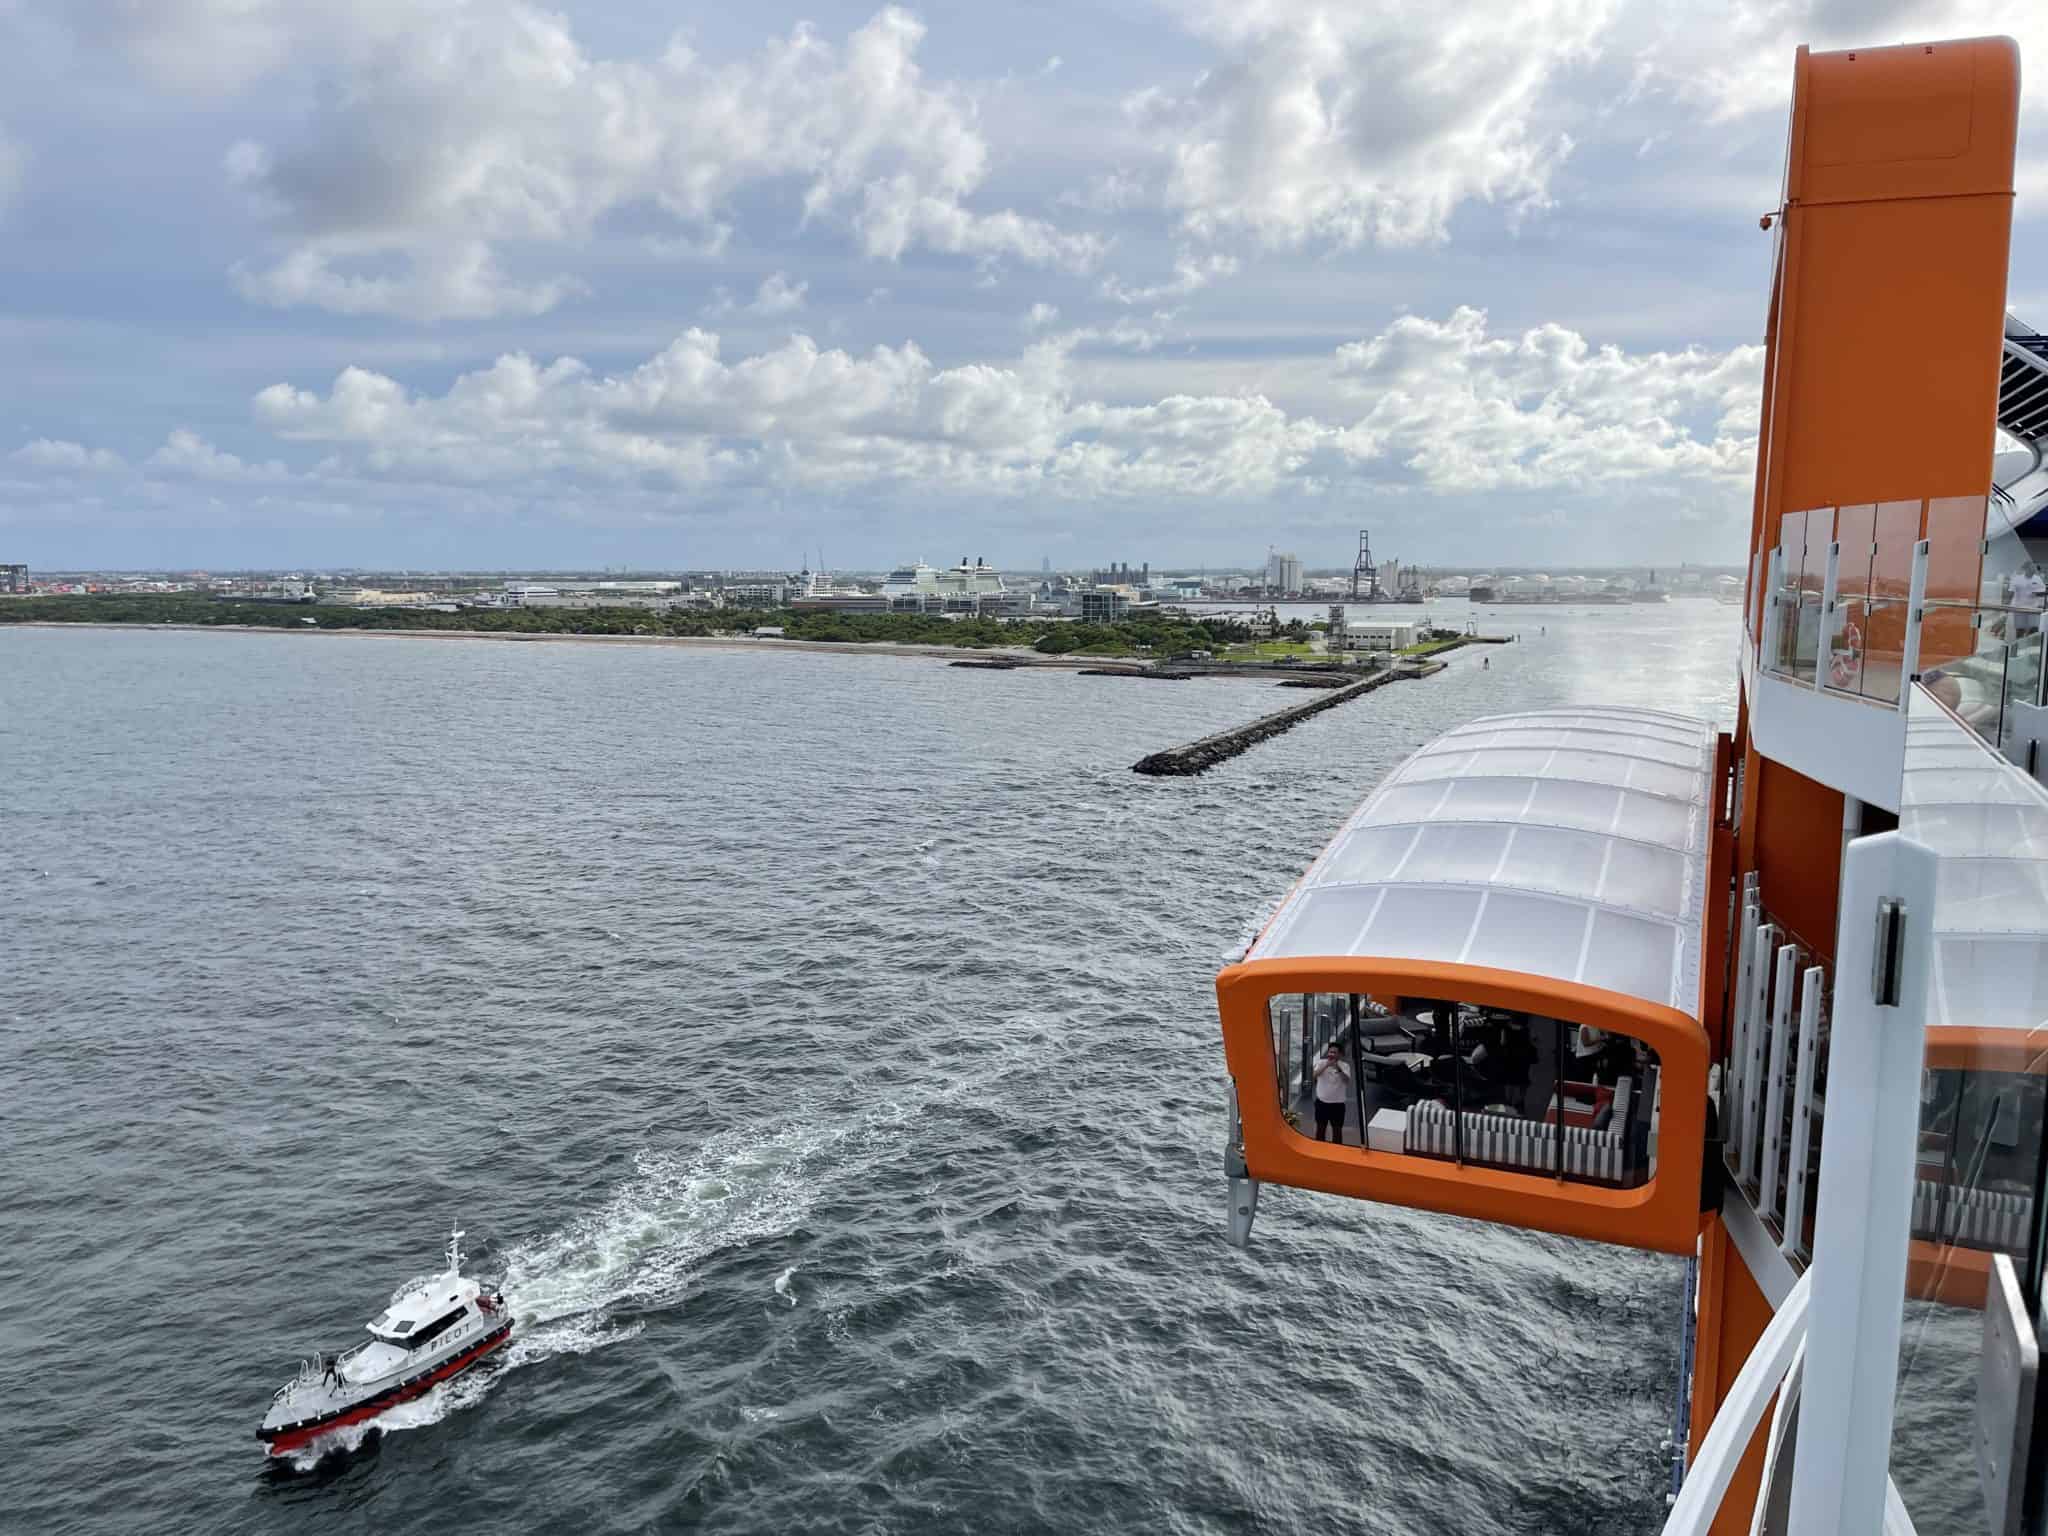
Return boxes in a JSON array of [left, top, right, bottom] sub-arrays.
[[1218, 35, 2048, 1536]]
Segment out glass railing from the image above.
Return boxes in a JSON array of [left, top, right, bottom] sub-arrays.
[[1917, 610, 2045, 757], [1755, 496, 1989, 709]]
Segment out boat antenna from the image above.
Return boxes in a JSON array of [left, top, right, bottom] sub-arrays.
[[447, 1222, 465, 1277]]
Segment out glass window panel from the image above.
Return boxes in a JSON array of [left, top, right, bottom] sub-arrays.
[[1800, 508, 1831, 596], [1263, 886, 1382, 958], [1779, 508, 1809, 584], [1774, 510, 1809, 676], [1544, 750, 1636, 788], [1835, 504, 1876, 602], [1473, 893, 1592, 976], [1600, 840, 1688, 917], [1404, 823, 1513, 884], [1826, 504, 1877, 695], [1463, 748, 1557, 777], [1900, 799, 2012, 857], [1922, 495, 1988, 672], [1357, 886, 1481, 962], [1320, 824, 1420, 885], [1358, 782, 1449, 825], [1400, 749, 1475, 781], [1624, 760, 1704, 802], [1935, 857, 2048, 932], [1607, 789, 1693, 847], [1477, 727, 1571, 752], [1581, 909, 1680, 1007], [1863, 500, 1922, 704], [1524, 778, 1624, 834], [1498, 826, 1610, 900], [1435, 776, 1539, 821], [1931, 938, 2048, 1032]]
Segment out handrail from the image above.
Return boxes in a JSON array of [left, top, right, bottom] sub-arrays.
[[1662, 1269, 1812, 1535]]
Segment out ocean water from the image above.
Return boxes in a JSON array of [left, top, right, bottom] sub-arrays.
[[3, 606, 1740, 1535]]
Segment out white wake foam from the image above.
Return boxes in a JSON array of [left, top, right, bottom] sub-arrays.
[[277, 1036, 1054, 1468]]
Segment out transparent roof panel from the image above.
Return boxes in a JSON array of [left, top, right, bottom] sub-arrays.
[[1248, 707, 1715, 1015], [1902, 687, 2048, 1029]]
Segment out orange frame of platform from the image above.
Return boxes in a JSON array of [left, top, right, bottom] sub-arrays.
[[1217, 956, 1710, 1254]]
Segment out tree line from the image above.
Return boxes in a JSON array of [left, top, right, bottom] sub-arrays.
[[0, 593, 1260, 658]]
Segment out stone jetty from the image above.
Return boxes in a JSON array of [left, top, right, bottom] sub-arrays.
[[1132, 660, 1446, 776]]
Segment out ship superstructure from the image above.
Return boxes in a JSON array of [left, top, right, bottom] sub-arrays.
[[1216, 36, 2048, 1536]]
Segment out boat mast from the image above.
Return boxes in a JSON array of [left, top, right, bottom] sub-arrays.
[[446, 1223, 464, 1277]]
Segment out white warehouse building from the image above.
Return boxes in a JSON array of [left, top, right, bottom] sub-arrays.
[[1330, 618, 1418, 652]]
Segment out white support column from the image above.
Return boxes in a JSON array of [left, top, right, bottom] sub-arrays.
[[1759, 943, 1799, 1223], [1786, 832, 1937, 1536], [1740, 921, 1778, 1189], [1780, 966, 1825, 1262], [1729, 884, 1760, 1146]]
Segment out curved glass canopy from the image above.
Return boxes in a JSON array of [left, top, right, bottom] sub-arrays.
[[1247, 707, 1717, 1018]]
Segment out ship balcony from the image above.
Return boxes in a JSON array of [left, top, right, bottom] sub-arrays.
[[1742, 495, 1998, 811]]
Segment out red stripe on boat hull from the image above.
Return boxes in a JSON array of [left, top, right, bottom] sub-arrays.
[[259, 1321, 515, 1455]]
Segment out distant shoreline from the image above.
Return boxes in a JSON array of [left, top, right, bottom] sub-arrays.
[[3, 620, 1298, 677]]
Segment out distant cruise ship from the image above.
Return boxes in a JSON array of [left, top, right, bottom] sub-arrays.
[[882, 558, 1006, 601]]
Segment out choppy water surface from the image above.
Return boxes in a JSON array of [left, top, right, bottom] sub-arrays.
[[4, 607, 1739, 1535]]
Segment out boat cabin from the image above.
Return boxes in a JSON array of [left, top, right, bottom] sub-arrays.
[[1218, 706, 1717, 1254], [368, 1285, 475, 1350]]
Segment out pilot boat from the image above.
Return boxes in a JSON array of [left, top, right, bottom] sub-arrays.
[[258, 1226, 514, 1455]]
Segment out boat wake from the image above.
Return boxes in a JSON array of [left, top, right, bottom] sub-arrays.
[[272, 1045, 1033, 1469], [275, 1035, 1052, 1468], [274, 1119, 827, 1467]]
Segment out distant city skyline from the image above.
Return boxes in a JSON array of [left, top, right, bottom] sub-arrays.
[[3, 2, 2041, 570], [6, 553, 1747, 581]]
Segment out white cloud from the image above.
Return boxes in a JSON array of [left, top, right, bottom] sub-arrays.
[[1332, 305, 1761, 490], [1101, 250, 1238, 305], [148, 428, 287, 481], [88, 0, 314, 92], [105, 3, 1102, 319], [11, 438, 123, 472], [242, 308, 1755, 503], [749, 272, 808, 316], [232, 241, 583, 323], [1636, 2, 2048, 124], [1023, 302, 1059, 330], [1123, 0, 1616, 249]]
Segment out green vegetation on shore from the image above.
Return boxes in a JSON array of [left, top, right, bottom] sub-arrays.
[[0, 593, 1258, 659]]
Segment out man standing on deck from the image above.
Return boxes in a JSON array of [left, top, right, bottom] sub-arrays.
[[1311, 1043, 1353, 1143]]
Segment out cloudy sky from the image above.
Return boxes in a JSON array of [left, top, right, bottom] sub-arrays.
[[2, 1, 2043, 572]]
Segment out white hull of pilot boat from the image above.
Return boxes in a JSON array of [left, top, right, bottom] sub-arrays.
[[258, 1227, 514, 1456]]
